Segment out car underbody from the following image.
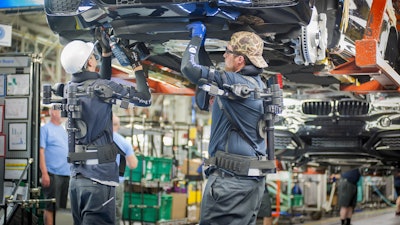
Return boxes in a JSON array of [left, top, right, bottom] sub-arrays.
[[44, 0, 400, 169]]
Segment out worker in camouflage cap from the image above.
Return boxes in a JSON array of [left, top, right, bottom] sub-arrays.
[[228, 31, 268, 68], [181, 22, 272, 225]]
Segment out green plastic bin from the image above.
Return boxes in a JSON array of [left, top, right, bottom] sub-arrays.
[[122, 193, 172, 222], [124, 156, 172, 182]]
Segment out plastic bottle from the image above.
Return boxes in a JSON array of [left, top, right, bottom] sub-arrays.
[[109, 36, 131, 66], [291, 183, 303, 207]]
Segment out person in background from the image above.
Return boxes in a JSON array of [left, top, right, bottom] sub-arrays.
[[394, 171, 400, 216], [338, 168, 361, 225], [60, 27, 151, 225], [258, 186, 273, 225], [258, 159, 284, 225], [113, 115, 138, 224], [181, 22, 270, 225], [39, 107, 70, 225]]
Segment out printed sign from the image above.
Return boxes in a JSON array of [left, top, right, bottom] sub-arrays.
[[0, 24, 11, 47], [0, 0, 43, 8]]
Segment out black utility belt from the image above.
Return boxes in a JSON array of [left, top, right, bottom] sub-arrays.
[[68, 143, 117, 165], [206, 151, 275, 177]]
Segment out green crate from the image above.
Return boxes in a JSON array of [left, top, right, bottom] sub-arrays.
[[124, 155, 156, 182], [152, 157, 173, 182], [124, 156, 142, 182], [124, 156, 172, 182], [122, 193, 172, 222]]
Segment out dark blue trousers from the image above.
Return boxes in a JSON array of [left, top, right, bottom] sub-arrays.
[[69, 176, 116, 225], [200, 171, 265, 225]]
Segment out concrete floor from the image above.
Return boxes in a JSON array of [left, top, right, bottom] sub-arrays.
[[55, 208, 73, 225], [275, 206, 400, 225], [56, 209, 151, 225], [8, 204, 396, 225], [54, 206, 400, 225]]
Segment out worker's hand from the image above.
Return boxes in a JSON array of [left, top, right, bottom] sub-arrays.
[[187, 21, 206, 45], [122, 46, 141, 69], [41, 173, 50, 188], [95, 27, 111, 54]]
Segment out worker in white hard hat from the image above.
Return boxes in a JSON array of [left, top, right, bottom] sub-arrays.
[[60, 27, 151, 225]]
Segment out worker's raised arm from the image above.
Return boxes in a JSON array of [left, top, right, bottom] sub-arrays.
[[181, 22, 209, 85], [95, 27, 113, 80], [124, 49, 152, 107]]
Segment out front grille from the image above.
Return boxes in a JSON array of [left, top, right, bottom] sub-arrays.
[[302, 101, 332, 115], [116, 0, 208, 5], [274, 136, 295, 149], [380, 137, 400, 148], [311, 137, 360, 148], [47, 0, 81, 14], [337, 100, 369, 116], [305, 120, 365, 127]]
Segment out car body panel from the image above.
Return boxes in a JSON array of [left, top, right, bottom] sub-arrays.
[[45, 0, 312, 43], [44, 0, 400, 168]]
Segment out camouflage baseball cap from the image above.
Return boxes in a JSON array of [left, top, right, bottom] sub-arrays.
[[228, 31, 268, 68]]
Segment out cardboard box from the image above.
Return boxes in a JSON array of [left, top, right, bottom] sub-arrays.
[[181, 158, 202, 176], [326, 194, 338, 206], [171, 193, 187, 219], [187, 204, 201, 223]]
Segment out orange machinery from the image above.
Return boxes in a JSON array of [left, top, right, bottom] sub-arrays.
[[327, 0, 400, 92]]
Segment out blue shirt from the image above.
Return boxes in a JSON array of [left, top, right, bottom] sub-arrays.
[[114, 131, 135, 183], [394, 175, 400, 188], [342, 168, 361, 185], [40, 122, 70, 176]]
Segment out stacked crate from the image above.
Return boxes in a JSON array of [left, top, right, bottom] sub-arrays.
[[122, 193, 172, 222], [125, 155, 173, 182], [123, 155, 173, 222]]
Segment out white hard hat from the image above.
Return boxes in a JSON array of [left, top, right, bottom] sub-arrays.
[[60, 40, 94, 74]]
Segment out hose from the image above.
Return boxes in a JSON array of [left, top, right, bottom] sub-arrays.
[[366, 176, 395, 207]]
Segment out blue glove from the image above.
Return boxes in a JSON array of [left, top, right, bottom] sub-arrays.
[[187, 21, 206, 40]]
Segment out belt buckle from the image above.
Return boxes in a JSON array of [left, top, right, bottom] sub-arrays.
[[85, 159, 99, 165], [248, 168, 263, 176], [85, 149, 99, 165], [257, 155, 267, 161], [75, 145, 84, 153]]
